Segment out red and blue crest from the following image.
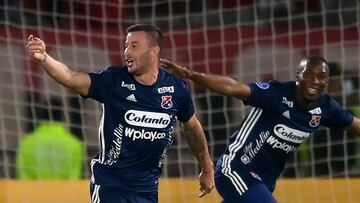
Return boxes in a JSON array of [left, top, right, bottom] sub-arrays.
[[161, 95, 173, 109], [309, 115, 321, 127]]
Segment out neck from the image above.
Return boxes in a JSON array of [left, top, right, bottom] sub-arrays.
[[134, 66, 159, 85], [295, 87, 315, 109]]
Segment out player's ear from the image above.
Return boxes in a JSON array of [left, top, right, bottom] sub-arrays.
[[324, 78, 329, 88], [152, 46, 160, 56], [295, 71, 300, 82]]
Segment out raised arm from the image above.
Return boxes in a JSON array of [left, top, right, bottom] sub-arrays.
[[26, 35, 91, 96], [160, 58, 251, 100], [181, 115, 214, 198]]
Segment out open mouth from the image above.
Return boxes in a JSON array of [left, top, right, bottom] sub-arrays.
[[306, 87, 318, 95], [126, 59, 134, 67]]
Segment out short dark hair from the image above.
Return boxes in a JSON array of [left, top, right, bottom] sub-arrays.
[[298, 56, 329, 72], [126, 24, 163, 51]]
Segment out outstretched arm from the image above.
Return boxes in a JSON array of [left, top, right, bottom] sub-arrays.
[[26, 35, 91, 96], [160, 58, 251, 100], [182, 115, 214, 198]]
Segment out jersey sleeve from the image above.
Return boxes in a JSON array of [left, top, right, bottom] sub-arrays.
[[243, 81, 278, 109], [322, 98, 354, 128], [177, 80, 195, 123], [84, 69, 112, 103]]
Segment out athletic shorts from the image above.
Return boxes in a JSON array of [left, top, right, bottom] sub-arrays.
[[214, 155, 277, 203], [90, 182, 158, 203]]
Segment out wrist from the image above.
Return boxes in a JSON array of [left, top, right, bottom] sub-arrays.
[[187, 69, 196, 80], [183, 67, 192, 80], [41, 53, 47, 64], [201, 169, 213, 173], [188, 70, 203, 81], [201, 162, 214, 173]]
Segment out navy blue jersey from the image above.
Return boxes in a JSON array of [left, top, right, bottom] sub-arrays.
[[221, 81, 353, 184], [85, 66, 194, 193]]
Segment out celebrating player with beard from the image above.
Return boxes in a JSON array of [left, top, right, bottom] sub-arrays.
[[26, 24, 214, 203]]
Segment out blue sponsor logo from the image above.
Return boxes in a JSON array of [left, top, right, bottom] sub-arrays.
[[255, 82, 269, 89]]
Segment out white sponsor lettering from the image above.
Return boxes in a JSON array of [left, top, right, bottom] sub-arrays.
[[266, 135, 296, 153], [309, 107, 322, 114], [158, 127, 174, 167], [125, 110, 170, 129], [157, 86, 174, 94], [282, 97, 293, 108], [241, 131, 270, 164], [273, 124, 309, 144], [125, 127, 166, 141], [121, 81, 136, 90], [107, 124, 123, 165]]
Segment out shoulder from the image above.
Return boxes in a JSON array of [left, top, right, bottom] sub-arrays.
[[19, 132, 36, 145], [160, 68, 190, 89], [103, 65, 127, 74], [158, 69, 192, 101], [269, 80, 294, 89], [251, 80, 294, 92], [314, 93, 346, 117], [91, 65, 126, 74], [246, 81, 295, 106], [319, 93, 341, 108], [90, 66, 127, 81]]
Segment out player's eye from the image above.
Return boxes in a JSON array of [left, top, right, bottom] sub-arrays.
[[304, 72, 313, 79], [318, 75, 328, 82]]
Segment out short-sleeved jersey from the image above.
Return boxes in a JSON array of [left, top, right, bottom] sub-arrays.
[[85, 66, 194, 193], [221, 81, 353, 183]]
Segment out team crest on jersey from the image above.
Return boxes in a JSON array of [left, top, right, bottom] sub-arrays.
[[255, 82, 269, 89], [309, 115, 321, 127], [161, 95, 173, 109]]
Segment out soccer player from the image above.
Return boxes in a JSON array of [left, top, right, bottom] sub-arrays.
[[160, 57, 360, 203], [26, 24, 214, 203]]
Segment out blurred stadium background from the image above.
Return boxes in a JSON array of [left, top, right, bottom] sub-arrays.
[[0, 0, 360, 202]]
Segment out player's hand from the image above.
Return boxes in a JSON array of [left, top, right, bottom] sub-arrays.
[[198, 169, 215, 198], [26, 34, 47, 63], [160, 58, 191, 79]]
